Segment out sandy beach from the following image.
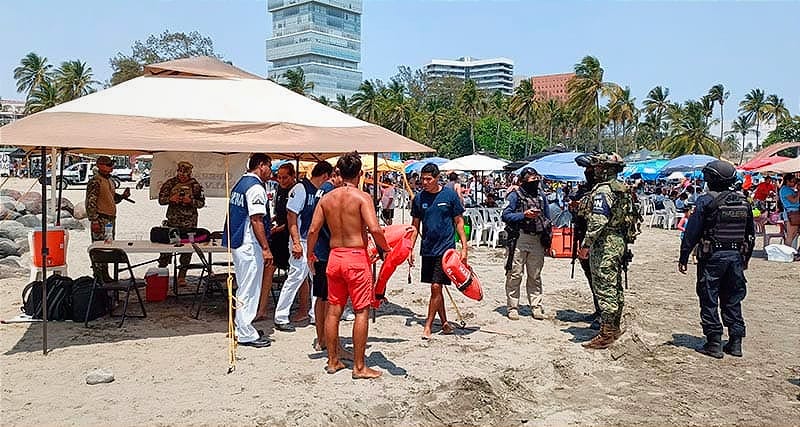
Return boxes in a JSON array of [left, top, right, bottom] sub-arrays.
[[1, 180, 799, 426]]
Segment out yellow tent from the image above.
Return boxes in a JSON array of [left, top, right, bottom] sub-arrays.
[[325, 154, 405, 173]]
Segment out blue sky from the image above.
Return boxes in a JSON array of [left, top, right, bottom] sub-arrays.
[[2, 0, 799, 123]]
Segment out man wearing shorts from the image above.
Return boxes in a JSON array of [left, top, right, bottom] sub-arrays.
[[307, 152, 391, 379], [410, 163, 467, 340], [223, 154, 273, 348], [380, 176, 396, 225]]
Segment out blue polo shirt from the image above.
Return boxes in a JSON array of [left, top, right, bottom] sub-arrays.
[[411, 187, 465, 257]]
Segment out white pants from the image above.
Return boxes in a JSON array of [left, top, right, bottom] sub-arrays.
[[274, 240, 311, 325], [233, 242, 264, 343]]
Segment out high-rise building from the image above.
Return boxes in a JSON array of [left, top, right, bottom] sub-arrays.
[[530, 72, 575, 102], [266, 0, 363, 101], [424, 57, 514, 96]]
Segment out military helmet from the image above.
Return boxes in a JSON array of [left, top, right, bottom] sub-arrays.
[[702, 160, 737, 188], [574, 152, 625, 169]]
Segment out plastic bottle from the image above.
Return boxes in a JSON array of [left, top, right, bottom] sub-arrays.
[[104, 223, 113, 244]]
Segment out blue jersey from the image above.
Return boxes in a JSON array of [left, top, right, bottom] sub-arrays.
[[222, 174, 269, 249], [287, 178, 319, 240], [411, 187, 465, 257]]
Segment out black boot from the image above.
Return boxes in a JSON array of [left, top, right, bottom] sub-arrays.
[[723, 336, 743, 357], [696, 333, 724, 359]]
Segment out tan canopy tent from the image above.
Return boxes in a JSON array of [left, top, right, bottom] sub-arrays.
[[0, 56, 433, 158], [0, 57, 433, 362]]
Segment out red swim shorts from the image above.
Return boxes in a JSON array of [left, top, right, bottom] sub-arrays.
[[326, 248, 373, 310]]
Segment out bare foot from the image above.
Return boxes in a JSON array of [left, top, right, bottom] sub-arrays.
[[422, 327, 432, 340], [312, 339, 325, 352], [338, 346, 354, 362], [325, 361, 346, 374], [441, 322, 455, 335], [352, 367, 382, 380]]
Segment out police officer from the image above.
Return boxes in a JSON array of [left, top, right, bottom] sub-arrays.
[[576, 153, 639, 349], [568, 164, 601, 329], [501, 167, 551, 320], [157, 161, 206, 285], [679, 160, 754, 358]]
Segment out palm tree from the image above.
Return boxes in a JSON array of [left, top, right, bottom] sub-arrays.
[[728, 115, 754, 164], [335, 94, 351, 114], [762, 94, 791, 126], [281, 67, 314, 96], [542, 98, 563, 144], [488, 90, 507, 152], [699, 95, 715, 126], [642, 86, 670, 144], [424, 96, 445, 145], [351, 80, 382, 123], [26, 79, 60, 114], [458, 79, 485, 153], [55, 60, 98, 102], [509, 80, 537, 154], [739, 88, 766, 150], [13, 52, 53, 99], [566, 55, 618, 152], [316, 95, 330, 106], [661, 100, 720, 156], [608, 86, 637, 153], [707, 84, 729, 143]]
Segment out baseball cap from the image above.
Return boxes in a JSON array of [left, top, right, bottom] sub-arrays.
[[96, 156, 114, 166]]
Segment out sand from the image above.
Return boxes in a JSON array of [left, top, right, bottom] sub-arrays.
[[1, 180, 799, 426]]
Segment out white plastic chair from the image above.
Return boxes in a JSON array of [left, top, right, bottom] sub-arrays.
[[467, 210, 488, 246], [485, 209, 506, 248], [754, 218, 785, 248], [650, 199, 677, 229]]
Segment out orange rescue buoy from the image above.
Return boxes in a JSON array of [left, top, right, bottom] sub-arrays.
[[441, 248, 483, 301]]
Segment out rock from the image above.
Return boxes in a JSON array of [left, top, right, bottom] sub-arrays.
[[60, 218, 84, 231], [18, 192, 42, 215], [72, 202, 87, 220], [13, 202, 27, 213], [0, 238, 22, 257], [0, 263, 25, 278], [47, 198, 74, 215], [0, 189, 21, 200], [0, 255, 22, 268], [0, 221, 29, 240], [16, 214, 40, 228], [0, 196, 16, 205], [59, 209, 73, 219], [14, 237, 29, 253], [0, 205, 20, 221], [86, 369, 114, 385]]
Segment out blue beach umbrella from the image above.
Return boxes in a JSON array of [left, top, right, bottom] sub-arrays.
[[515, 152, 587, 182], [621, 159, 670, 181], [405, 156, 449, 174], [658, 154, 717, 177]]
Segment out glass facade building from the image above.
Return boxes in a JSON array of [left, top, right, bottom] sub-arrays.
[[424, 57, 515, 96], [267, 0, 363, 101]]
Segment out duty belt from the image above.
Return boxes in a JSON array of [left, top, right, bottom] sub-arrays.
[[712, 241, 743, 251]]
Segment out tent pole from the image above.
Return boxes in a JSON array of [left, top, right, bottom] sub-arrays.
[[40, 146, 48, 355], [372, 152, 378, 323], [50, 147, 58, 221], [56, 148, 66, 225]]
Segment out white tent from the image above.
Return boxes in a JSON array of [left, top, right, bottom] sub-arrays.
[[0, 57, 433, 158], [440, 154, 508, 172], [755, 156, 800, 174]]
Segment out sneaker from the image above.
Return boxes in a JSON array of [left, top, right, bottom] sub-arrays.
[[342, 307, 355, 321], [507, 308, 520, 320], [239, 337, 271, 348], [532, 306, 545, 320], [274, 322, 296, 332]]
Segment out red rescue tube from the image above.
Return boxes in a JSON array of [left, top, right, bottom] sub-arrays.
[[372, 224, 416, 307], [441, 248, 483, 301]]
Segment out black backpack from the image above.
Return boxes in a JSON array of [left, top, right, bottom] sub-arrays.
[[21, 275, 74, 320], [70, 276, 109, 322]]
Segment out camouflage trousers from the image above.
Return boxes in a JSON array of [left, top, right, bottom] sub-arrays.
[[589, 234, 625, 326], [90, 214, 115, 281]]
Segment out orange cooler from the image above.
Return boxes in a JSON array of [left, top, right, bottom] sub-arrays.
[[549, 226, 573, 258], [145, 268, 169, 302], [31, 228, 67, 267]]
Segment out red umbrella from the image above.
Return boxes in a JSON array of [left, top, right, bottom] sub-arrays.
[[738, 156, 790, 171]]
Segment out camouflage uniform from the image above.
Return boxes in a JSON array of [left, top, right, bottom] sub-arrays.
[[157, 162, 206, 271], [86, 172, 125, 280], [576, 153, 641, 349]]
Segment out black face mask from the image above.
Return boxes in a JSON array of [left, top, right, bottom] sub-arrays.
[[522, 180, 540, 195]]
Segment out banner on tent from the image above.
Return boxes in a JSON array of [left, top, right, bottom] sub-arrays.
[[150, 152, 250, 199]]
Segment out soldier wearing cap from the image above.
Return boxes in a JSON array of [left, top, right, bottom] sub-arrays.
[[157, 161, 206, 285], [575, 153, 641, 349], [86, 155, 131, 279], [501, 167, 551, 320]]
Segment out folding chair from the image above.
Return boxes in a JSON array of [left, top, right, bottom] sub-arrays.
[[87, 248, 147, 328], [191, 244, 234, 319]]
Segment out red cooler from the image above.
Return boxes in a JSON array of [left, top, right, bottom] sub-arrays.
[[30, 228, 67, 267], [549, 226, 574, 258], [145, 268, 169, 302]]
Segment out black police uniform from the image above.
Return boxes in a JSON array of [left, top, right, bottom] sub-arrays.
[[680, 190, 755, 345], [569, 182, 600, 316]]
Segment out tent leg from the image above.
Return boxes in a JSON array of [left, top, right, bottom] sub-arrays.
[[40, 146, 48, 355], [372, 153, 378, 324], [56, 148, 66, 225]]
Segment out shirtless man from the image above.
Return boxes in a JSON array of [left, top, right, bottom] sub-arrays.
[[307, 152, 391, 380]]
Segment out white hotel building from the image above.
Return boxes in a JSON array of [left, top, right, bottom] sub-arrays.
[[424, 56, 514, 96]]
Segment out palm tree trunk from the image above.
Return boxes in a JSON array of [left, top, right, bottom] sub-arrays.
[[470, 119, 476, 153], [739, 134, 746, 165], [719, 105, 724, 145], [755, 118, 760, 150], [496, 119, 501, 154], [596, 95, 602, 152]]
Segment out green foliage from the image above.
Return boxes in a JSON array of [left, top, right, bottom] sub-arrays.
[[13, 52, 98, 114], [280, 67, 314, 96], [763, 115, 800, 147], [110, 30, 222, 86]]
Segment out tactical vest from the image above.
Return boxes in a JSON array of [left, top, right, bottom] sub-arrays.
[[702, 191, 749, 249], [515, 189, 547, 234], [592, 180, 642, 244], [297, 178, 319, 239], [222, 174, 269, 249]]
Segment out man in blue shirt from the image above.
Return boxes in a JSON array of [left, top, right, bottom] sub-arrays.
[[223, 154, 273, 348], [411, 163, 467, 340], [501, 167, 551, 320], [779, 173, 799, 249]]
